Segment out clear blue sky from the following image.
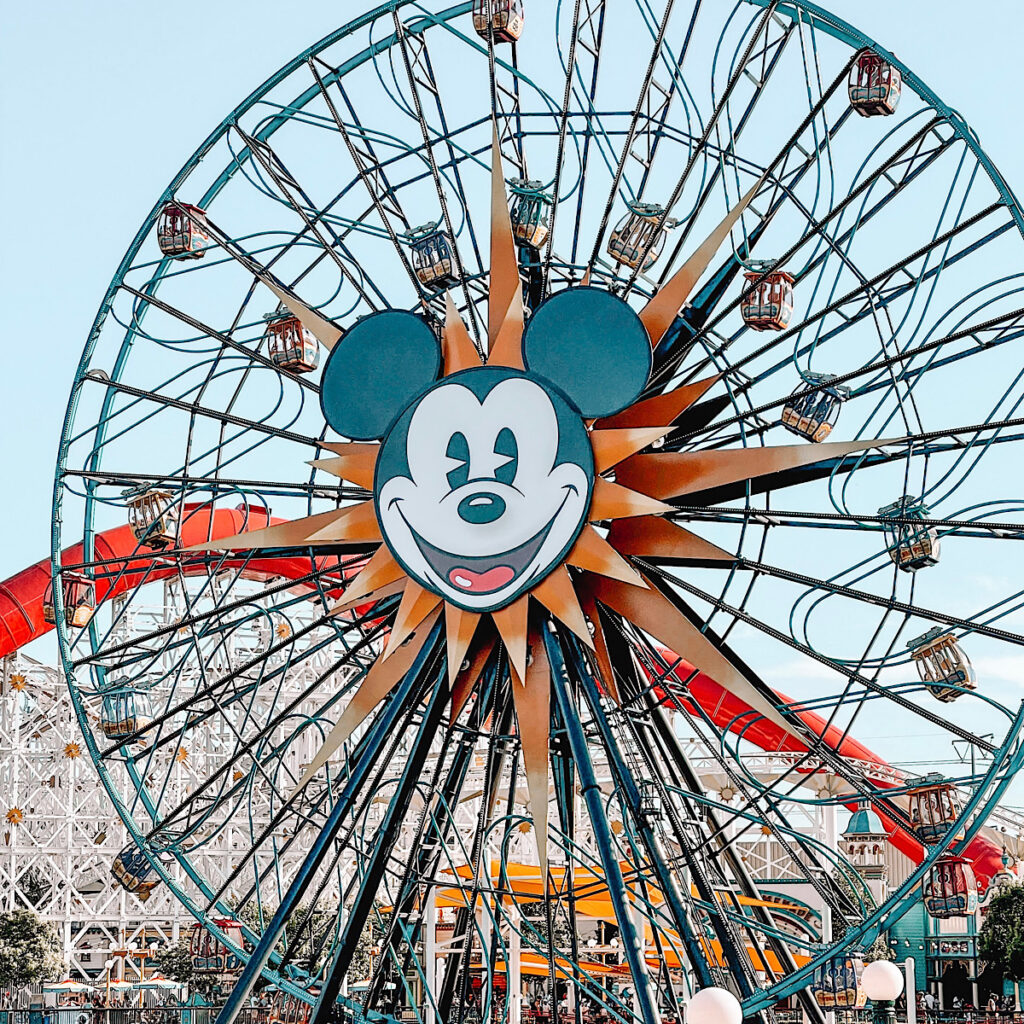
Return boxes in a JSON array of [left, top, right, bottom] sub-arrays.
[[0, 0, 1018, 578]]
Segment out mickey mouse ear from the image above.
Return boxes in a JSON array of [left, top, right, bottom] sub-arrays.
[[522, 287, 652, 418], [320, 310, 441, 440]]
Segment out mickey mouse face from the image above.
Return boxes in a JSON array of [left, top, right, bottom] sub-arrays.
[[376, 367, 593, 611], [319, 287, 652, 612]]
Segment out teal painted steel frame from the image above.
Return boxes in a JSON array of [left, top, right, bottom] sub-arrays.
[[49, 0, 1024, 1013]]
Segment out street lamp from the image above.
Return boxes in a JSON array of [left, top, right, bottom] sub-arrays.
[[687, 987, 743, 1024], [103, 960, 115, 1006], [863, 960, 905, 1024]]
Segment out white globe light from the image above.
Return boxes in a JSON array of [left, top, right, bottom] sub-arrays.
[[687, 987, 743, 1024], [862, 960, 905, 1002]]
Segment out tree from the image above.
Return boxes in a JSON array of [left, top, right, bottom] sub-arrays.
[[863, 933, 897, 963], [979, 886, 1024, 980], [158, 936, 219, 1000], [0, 908, 63, 989]]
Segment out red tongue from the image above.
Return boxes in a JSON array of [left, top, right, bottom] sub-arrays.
[[448, 565, 515, 593]]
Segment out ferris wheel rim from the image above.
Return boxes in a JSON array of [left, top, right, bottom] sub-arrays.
[[46, 0, 1024, 1015]]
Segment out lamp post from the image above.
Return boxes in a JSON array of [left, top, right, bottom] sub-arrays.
[[686, 987, 743, 1024], [863, 961, 905, 1024], [103, 961, 115, 1008]]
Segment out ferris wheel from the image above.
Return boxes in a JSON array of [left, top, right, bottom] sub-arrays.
[[52, 2, 1024, 1023]]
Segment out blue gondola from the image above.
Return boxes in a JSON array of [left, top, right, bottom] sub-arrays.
[[781, 373, 850, 442], [406, 222, 458, 289], [100, 687, 155, 743], [878, 497, 940, 571], [509, 179, 552, 249]]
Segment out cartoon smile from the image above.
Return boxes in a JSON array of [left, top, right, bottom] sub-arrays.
[[374, 368, 595, 612], [395, 490, 575, 595]]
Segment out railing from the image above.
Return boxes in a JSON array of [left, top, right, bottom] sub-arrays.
[[774, 1011, 1024, 1024], [0, 1010, 275, 1024]]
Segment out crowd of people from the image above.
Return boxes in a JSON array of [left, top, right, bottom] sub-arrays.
[[917, 990, 1021, 1020]]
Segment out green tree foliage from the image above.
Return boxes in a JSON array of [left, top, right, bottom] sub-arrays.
[[863, 933, 896, 963], [157, 936, 219, 1000], [979, 886, 1024, 981], [350, 909, 391, 982], [0, 908, 63, 989]]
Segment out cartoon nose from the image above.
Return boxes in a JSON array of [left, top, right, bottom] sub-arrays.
[[458, 491, 506, 525]]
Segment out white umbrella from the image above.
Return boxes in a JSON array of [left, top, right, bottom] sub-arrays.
[[107, 981, 134, 991], [44, 981, 95, 993]]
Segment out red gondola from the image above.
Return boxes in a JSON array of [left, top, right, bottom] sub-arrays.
[[265, 312, 320, 374], [923, 855, 979, 919], [740, 269, 795, 332], [848, 49, 902, 117], [190, 918, 245, 975], [156, 202, 210, 260], [908, 775, 963, 845]]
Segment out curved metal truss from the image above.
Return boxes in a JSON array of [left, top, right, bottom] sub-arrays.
[[50, 2, 1024, 1024]]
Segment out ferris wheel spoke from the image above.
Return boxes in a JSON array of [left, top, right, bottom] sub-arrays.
[[116, 283, 324, 392], [230, 124, 387, 310], [542, 0, 590, 294], [310, 660, 452, 1024], [655, 41, 853, 287], [664, 121, 977, 386], [393, 29, 489, 276], [69, 561, 359, 667], [667, 303, 1024, 447], [62, 467, 365, 502], [584, 0, 676, 273], [738, 555, 1024, 647], [96, 600, 390, 758], [552, 0, 608, 271], [389, 13, 489, 339], [638, 561, 1001, 753], [208, 665, 423, 917], [670, 504, 1024, 542], [561, 631, 747, 993], [73, 370, 323, 447], [361, 694, 494, 1014], [305, 58, 428, 303], [691, 200, 1009, 390], [217, 636, 444, 1024], [616, 3, 788, 294], [614, 584, 912, 815], [631, 679, 830, 1023]]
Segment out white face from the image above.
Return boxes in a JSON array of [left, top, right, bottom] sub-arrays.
[[377, 374, 592, 611]]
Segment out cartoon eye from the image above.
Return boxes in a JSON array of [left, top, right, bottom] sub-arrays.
[[445, 431, 470, 490], [493, 428, 518, 486]]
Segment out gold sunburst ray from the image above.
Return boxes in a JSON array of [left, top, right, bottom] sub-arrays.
[[195, 151, 867, 871], [511, 624, 552, 874], [384, 580, 442, 660], [485, 126, 526, 369]]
